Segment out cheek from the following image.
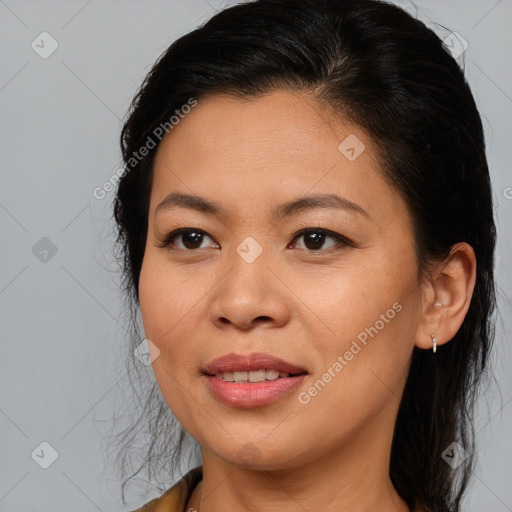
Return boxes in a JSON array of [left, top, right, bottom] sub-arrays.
[[138, 254, 205, 427], [139, 252, 204, 339], [138, 254, 200, 383], [296, 253, 420, 403], [293, 256, 413, 343], [307, 272, 418, 399]]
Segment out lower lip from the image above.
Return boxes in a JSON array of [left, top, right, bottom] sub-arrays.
[[204, 374, 307, 408]]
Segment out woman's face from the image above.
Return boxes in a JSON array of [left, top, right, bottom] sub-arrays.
[[139, 91, 426, 469]]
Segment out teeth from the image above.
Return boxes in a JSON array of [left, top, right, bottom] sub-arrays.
[[249, 370, 266, 382], [233, 371, 248, 382], [216, 369, 291, 382]]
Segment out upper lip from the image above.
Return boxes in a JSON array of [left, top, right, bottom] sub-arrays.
[[203, 352, 307, 375]]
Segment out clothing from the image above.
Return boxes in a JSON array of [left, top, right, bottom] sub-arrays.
[[130, 466, 203, 512]]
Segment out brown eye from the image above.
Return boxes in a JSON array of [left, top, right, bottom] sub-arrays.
[[159, 228, 219, 251], [290, 228, 349, 251]]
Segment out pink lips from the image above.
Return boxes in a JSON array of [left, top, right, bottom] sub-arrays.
[[202, 352, 308, 409], [203, 352, 306, 375]]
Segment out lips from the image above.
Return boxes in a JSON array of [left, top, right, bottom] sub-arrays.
[[202, 352, 307, 376], [202, 352, 308, 408]]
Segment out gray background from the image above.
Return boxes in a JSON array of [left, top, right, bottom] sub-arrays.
[[1, 0, 511, 510]]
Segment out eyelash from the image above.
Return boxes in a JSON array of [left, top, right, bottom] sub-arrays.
[[157, 227, 354, 253]]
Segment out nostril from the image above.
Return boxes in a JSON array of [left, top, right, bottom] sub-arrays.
[[217, 315, 272, 327], [255, 315, 272, 322]]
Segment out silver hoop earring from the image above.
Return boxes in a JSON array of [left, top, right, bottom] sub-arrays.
[[431, 334, 437, 353]]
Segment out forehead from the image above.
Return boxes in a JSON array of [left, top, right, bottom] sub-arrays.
[[149, 91, 402, 223], [154, 91, 364, 168]]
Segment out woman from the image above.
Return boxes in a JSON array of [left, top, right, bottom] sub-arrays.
[[112, 0, 496, 511]]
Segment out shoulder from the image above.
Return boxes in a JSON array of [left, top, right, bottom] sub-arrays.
[[128, 466, 203, 512]]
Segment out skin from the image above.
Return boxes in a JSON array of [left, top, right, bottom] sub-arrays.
[[138, 91, 476, 512]]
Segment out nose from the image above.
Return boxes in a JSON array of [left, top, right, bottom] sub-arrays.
[[209, 246, 291, 331]]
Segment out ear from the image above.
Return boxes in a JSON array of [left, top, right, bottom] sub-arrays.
[[414, 242, 476, 350]]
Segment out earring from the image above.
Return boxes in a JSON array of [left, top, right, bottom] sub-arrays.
[[431, 334, 437, 353]]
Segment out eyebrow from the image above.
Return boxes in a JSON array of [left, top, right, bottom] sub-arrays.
[[155, 191, 369, 220]]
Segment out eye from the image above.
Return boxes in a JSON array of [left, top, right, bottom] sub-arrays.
[[158, 228, 219, 251], [157, 227, 352, 252], [288, 228, 351, 252]]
